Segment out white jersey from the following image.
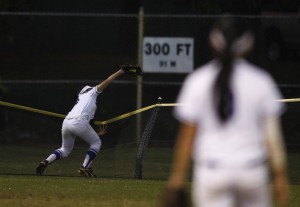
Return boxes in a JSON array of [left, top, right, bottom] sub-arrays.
[[66, 86, 101, 121], [174, 58, 284, 167]]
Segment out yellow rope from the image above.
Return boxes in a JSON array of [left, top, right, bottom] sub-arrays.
[[276, 98, 300, 103], [0, 100, 181, 125], [0, 101, 65, 118], [0, 98, 297, 125], [95, 104, 156, 125], [94, 103, 183, 125]]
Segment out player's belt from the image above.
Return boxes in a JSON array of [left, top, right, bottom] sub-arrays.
[[197, 158, 267, 169], [65, 115, 89, 120]]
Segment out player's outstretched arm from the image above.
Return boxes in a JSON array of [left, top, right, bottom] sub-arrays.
[[97, 64, 142, 92], [97, 69, 125, 92]]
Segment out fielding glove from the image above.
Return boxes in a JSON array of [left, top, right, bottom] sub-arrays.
[[121, 64, 142, 76]]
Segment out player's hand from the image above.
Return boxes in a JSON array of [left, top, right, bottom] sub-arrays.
[[98, 125, 108, 136], [161, 186, 188, 207], [274, 173, 290, 206], [120, 64, 142, 76]]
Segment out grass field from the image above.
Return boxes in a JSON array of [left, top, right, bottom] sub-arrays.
[[0, 145, 299, 207], [1, 176, 300, 207], [0, 176, 166, 207]]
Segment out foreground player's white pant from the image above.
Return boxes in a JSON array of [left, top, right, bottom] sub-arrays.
[[192, 164, 271, 207]]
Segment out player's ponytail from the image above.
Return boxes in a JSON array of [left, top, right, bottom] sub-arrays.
[[210, 17, 254, 123]]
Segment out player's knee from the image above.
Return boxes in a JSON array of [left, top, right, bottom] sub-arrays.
[[90, 138, 101, 152]]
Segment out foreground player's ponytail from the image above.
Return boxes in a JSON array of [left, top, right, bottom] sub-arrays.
[[209, 17, 254, 123]]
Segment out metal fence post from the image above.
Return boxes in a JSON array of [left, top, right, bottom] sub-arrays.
[[136, 7, 144, 144]]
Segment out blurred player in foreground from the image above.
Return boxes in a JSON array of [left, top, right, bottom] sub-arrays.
[[164, 17, 289, 207], [36, 64, 141, 177]]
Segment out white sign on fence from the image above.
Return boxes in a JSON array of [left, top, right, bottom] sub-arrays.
[[142, 37, 194, 73]]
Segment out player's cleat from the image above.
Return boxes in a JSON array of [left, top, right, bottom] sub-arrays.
[[36, 160, 49, 175], [78, 166, 97, 178]]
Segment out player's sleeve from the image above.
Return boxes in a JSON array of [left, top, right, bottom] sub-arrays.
[[92, 86, 102, 95], [260, 76, 285, 118], [174, 76, 201, 125]]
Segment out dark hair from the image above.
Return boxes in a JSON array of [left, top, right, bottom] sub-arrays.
[[210, 17, 252, 123]]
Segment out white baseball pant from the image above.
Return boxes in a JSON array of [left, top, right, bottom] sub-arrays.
[[58, 118, 102, 157], [192, 164, 271, 207]]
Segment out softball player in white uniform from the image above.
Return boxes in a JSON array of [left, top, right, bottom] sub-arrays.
[[36, 69, 125, 177], [165, 17, 289, 207]]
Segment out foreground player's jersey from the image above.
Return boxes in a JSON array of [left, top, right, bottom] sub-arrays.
[[174, 58, 284, 167], [66, 86, 101, 121]]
